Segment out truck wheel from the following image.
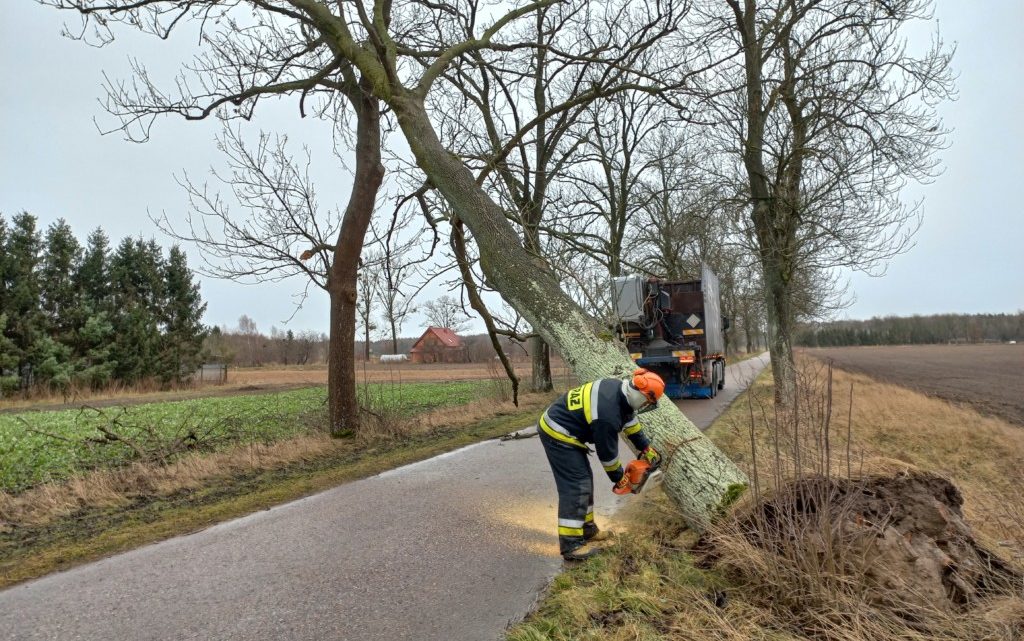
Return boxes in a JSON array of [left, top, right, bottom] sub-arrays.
[[717, 361, 725, 390]]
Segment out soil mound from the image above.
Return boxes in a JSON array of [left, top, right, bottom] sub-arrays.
[[705, 471, 1023, 638]]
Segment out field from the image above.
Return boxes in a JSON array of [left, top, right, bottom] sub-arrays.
[[0, 361, 572, 414], [804, 343, 1023, 425], [229, 361, 553, 385], [0, 381, 481, 493]]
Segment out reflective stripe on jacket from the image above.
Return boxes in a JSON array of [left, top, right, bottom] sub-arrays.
[[540, 379, 651, 483]]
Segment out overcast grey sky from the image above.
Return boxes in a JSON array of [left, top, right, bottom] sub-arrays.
[[2, 2, 1022, 339]]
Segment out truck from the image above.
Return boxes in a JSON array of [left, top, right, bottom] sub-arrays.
[[611, 265, 729, 399]]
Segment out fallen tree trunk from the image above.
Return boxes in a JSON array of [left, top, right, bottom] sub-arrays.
[[391, 94, 748, 530]]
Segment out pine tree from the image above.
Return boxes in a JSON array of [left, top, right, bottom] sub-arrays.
[[108, 238, 163, 383], [0, 214, 9, 319], [4, 212, 44, 388], [76, 227, 111, 312], [158, 246, 207, 383], [73, 312, 116, 389], [0, 314, 19, 395], [0, 216, 13, 392], [33, 335, 75, 393], [39, 218, 83, 343], [72, 227, 116, 385]]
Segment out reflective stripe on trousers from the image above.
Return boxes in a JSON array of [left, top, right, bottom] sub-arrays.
[[538, 427, 598, 554]]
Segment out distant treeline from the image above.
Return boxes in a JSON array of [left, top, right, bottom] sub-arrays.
[[796, 313, 1024, 347], [0, 212, 207, 395]]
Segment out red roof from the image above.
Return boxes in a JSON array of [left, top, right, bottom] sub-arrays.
[[410, 326, 464, 351]]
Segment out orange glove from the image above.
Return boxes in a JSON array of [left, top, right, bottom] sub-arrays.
[[613, 460, 650, 495]]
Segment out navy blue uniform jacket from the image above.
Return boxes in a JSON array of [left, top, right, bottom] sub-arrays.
[[539, 379, 651, 483]]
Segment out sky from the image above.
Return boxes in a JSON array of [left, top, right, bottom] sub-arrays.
[[2, 2, 1022, 340]]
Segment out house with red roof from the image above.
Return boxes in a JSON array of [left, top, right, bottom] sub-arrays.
[[409, 327, 468, 364]]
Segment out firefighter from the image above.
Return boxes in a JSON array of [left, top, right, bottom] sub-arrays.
[[538, 368, 665, 561]]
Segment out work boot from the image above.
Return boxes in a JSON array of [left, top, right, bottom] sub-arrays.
[[562, 539, 612, 562], [584, 527, 614, 542]]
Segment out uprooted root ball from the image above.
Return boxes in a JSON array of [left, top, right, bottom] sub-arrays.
[[703, 471, 1024, 640]]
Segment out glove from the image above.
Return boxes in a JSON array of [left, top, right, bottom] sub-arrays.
[[612, 460, 648, 495], [613, 475, 633, 495], [640, 445, 661, 467]]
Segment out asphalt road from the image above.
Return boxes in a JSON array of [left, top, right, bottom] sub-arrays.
[[0, 353, 769, 641]]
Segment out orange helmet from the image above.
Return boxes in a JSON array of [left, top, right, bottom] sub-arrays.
[[631, 368, 665, 404]]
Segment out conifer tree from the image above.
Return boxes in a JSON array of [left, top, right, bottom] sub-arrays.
[[39, 219, 83, 343], [108, 237, 163, 383], [4, 212, 44, 388], [0, 214, 9, 318], [72, 227, 117, 386], [73, 312, 116, 388], [0, 314, 18, 395], [77, 228, 111, 312], [158, 246, 207, 383]]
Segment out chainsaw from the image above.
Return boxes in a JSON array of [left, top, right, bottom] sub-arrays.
[[613, 455, 662, 495]]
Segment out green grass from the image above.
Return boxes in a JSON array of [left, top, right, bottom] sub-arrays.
[[0, 381, 479, 492]]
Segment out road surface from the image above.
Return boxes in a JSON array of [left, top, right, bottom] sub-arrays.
[[0, 354, 769, 641]]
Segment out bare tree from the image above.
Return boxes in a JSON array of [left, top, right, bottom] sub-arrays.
[[49, 0, 747, 529], [155, 119, 383, 436], [422, 295, 469, 332], [236, 314, 259, 367], [368, 208, 428, 355], [432, 4, 619, 393], [355, 260, 378, 361], [550, 91, 667, 278], [629, 129, 732, 280], [689, 0, 954, 405]]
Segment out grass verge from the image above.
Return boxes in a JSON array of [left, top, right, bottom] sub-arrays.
[[508, 359, 1024, 641], [0, 394, 550, 589]]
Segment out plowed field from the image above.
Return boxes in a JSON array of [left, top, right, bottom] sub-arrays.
[[228, 361, 547, 386], [805, 344, 1023, 425]]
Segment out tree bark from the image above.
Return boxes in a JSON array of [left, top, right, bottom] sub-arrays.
[[523, 223, 553, 392], [326, 88, 384, 437], [732, 0, 798, 407], [451, 218, 520, 405], [762, 262, 796, 406], [529, 335, 552, 392], [391, 92, 747, 529]]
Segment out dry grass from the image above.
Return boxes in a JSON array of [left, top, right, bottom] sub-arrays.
[[714, 358, 1024, 557], [509, 357, 1024, 641]]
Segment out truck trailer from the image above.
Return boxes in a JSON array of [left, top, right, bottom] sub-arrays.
[[611, 265, 729, 399]]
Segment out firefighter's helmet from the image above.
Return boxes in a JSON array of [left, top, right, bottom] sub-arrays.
[[631, 368, 665, 404]]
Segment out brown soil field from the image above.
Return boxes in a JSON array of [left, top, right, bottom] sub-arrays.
[[804, 344, 1024, 425], [0, 361, 572, 414], [227, 361, 569, 386]]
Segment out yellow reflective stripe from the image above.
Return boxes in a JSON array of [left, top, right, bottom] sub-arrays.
[[623, 422, 643, 436], [603, 461, 622, 473], [582, 382, 594, 423], [539, 415, 587, 449], [585, 511, 594, 523], [558, 526, 584, 537]]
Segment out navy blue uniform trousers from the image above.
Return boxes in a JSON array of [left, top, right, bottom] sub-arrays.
[[539, 428, 600, 554]]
